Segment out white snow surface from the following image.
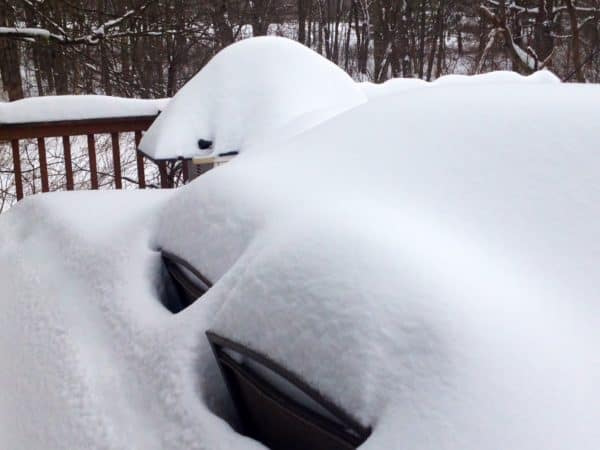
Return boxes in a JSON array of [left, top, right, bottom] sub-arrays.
[[360, 70, 560, 99], [359, 78, 429, 99], [433, 69, 560, 86], [0, 95, 169, 124], [139, 36, 366, 160], [2, 81, 600, 450]]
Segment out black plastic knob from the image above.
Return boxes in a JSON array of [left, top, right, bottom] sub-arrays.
[[198, 139, 213, 150]]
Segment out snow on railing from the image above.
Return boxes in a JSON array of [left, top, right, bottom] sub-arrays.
[[0, 96, 186, 206]]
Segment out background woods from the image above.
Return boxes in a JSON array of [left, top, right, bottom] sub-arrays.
[[1, 0, 599, 102]]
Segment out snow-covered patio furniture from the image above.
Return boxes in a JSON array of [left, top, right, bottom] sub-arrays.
[[206, 331, 371, 450], [161, 250, 212, 313]]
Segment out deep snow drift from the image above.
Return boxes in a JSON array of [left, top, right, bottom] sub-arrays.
[[139, 36, 366, 160], [2, 43, 600, 450]]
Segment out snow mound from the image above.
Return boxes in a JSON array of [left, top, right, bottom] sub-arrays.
[[433, 69, 561, 86], [359, 78, 429, 99], [0, 95, 169, 124], [0, 191, 263, 450], [139, 37, 366, 160], [359, 70, 560, 99]]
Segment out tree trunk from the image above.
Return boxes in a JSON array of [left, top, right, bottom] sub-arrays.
[[298, 0, 307, 44], [534, 0, 553, 64], [0, 2, 24, 100], [417, 0, 426, 78], [565, 0, 585, 82]]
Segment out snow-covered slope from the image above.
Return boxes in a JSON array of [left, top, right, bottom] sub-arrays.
[[2, 80, 600, 450], [139, 36, 366, 160]]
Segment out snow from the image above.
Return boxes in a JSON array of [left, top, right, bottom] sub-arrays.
[[359, 78, 429, 99], [359, 70, 560, 99], [0, 26, 54, 40], [3, 78, 600, 449], [0, 95, 169, 124], [0, 190, 263, 449], [433, 69, 560, 86], [512, 42, 538, 71], [156, 82, 600, 450], [139, 36, 366, 160]]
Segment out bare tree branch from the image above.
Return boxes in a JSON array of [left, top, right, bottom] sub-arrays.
[[0, 0, 157, 45]]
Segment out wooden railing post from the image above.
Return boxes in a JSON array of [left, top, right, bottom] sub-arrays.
[[87, 134, 98, 189], [134, 131, 146, 189], [37, 137, 49, 193], [11, 140, 24, 201], [111, 132, 122, 189], [182, 160, 189, 183], [62, 136, 74, 191], [159, 161, 169, 188]]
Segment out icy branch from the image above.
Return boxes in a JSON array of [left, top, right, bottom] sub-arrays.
[[478, 5, 552, 72], [0, 0, 156, 45], [485, 0, 599, 18], [477, 28, 500, 74], [0, 26, 63, 42]]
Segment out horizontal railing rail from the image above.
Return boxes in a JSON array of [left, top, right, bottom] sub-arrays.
[[0, 116, 156, 140], [0, 115, 186, 203]]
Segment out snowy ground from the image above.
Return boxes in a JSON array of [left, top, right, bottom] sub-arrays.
[[2, 38, 600, 450]]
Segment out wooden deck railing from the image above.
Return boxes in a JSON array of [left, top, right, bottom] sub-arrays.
[[0, 115, 185, 202]]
